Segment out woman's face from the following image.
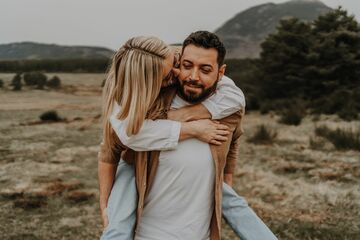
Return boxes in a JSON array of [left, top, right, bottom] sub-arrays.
[[161, 49, 177, 87]]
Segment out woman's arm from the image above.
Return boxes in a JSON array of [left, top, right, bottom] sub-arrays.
[[98, 161, 117, 229], [110, 103, 230, 151], [203, 75, 245, 120], [167, 76, 245, 122]]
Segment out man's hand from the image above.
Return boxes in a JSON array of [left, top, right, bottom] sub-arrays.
[[101, 207, 109, 231], [224, 174, 233, 187]]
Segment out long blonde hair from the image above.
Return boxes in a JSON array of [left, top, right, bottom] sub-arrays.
[[102, 36, 171, 156]]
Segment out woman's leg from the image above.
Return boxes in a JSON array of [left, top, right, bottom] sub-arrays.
[[222, 182, 278, 240], [101, 160, 137, 240]]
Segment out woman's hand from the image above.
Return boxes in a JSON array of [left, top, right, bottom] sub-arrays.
[[181, 119, 230, 145]]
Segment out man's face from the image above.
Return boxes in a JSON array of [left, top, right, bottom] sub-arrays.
[[177, 44, 226, 103]]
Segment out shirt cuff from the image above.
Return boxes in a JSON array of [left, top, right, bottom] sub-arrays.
[[166, 121, 181, 150]]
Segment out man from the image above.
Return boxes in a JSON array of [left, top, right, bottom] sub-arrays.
[[100, 31, 277, 240]]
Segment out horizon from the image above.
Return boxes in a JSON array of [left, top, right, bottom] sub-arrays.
[[1, 0, 359, 49]]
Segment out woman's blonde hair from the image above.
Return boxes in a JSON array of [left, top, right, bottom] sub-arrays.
[[102, 36, 171, 156]]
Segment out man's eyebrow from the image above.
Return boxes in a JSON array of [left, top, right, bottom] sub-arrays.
[[182, 59, 193, 64], [182, 59, 214, 69], [200, 64, 213, 69]]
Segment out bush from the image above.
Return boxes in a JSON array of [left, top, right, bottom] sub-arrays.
[[259, 102, 274, 115], [279, 108, 305, 126], [39, 110, 63, 122], [0, 79, 4, 88], [311, 89, 359, 121], [11, 73, 22, 91], [23, 72, 37, 86], [248, 124, 277, 145], [338, 104, 358, 121], [23, 72, 47, 89], [46, 76, 61, 89], [279, 100, 306, 125], [315, 125, 360, 151]]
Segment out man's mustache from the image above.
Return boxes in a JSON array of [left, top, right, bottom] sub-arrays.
[[183, 79, 204, 88]]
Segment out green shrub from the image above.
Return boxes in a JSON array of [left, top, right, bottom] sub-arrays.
[[46, 76, 61, 89], [259, 102, 274, 115], [311, 89, 359, 121], [315, 125, 360, 151], [23, 72, 47, 89], [11, 73, 22, 91], [248, 124, 277, 144], [279, 108, 305, 126], [338, 104, 358, 121], [39, 110, 63, 122], [23, 72, 37, 86], [0, 79, 4, 88]]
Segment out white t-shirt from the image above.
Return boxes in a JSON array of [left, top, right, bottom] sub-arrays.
[[134, 95, 215, 240]]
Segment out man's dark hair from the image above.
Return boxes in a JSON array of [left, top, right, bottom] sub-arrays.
[[182, 31, 226, 66]]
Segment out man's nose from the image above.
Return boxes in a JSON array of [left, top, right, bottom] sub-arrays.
[[190, 69, 200, 80]]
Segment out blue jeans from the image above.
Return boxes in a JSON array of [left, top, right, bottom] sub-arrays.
[[101, 160, 277, 240]]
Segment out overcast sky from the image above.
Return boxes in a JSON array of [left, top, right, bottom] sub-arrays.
[[1, 0, 359, 50]]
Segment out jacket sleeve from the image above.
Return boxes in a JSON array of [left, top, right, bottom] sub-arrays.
[[224, 109, 245, 174], [110, 101, 181, 151], [97, 132, 127, 165]]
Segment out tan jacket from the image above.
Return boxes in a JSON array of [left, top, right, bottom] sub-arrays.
[[99, 86, 245, 240]]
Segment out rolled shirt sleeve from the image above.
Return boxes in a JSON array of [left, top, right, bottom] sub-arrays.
[[110, 103, 181, 152], [202, 75, 246, 120]]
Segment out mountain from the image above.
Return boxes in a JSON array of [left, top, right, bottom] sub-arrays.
[[0, 42, 114, 60], [215, 0, 332, 59]]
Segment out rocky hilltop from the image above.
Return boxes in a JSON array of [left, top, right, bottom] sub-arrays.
[[215, 0, 332, 58]]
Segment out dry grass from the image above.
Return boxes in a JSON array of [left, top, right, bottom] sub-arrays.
[[1, 73, 359, 240], [315, 125, 360, 151]]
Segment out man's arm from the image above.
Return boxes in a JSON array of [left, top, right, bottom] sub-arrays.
[[97, 141, 121, 229], [224, 109, 245, 186]]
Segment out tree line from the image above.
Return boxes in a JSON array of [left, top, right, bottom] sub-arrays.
[[0, 59, 110, 73], [226, 7, 360, 121]]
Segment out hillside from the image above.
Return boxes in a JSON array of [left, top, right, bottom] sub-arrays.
[[216, 0, 332, 58], [0, 42, 114, 60]]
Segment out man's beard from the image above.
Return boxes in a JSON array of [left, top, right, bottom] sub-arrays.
[[176, 78, 218, 104]]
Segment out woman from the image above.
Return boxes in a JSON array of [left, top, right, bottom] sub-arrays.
[[99, 36, 234, 239]]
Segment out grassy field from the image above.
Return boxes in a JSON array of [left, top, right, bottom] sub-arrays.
[[0, 73, 359, 239]]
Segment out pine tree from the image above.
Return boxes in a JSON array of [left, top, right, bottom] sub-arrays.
[[308, 7, 360, 99], [260, 18, 312, 99]]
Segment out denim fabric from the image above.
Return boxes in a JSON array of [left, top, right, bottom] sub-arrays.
[[100, 160, 137, 240], [222, 183, 278, 240], [101, 161, 277, 240]]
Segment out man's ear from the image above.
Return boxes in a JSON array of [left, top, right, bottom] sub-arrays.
[[218, 64, 226, 81]]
